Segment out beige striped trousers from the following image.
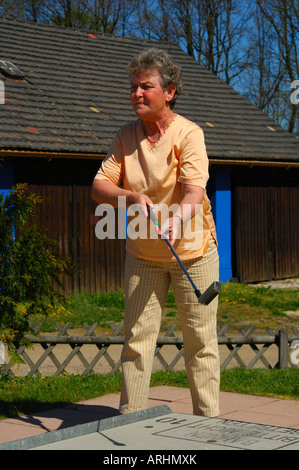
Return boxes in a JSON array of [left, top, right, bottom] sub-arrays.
[[119, 237, 220, 417]]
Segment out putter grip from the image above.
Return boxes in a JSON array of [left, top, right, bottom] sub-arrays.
[[148, 206, 160, 226]]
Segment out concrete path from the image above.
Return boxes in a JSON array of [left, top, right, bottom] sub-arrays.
[[1, 386, 299, 448]]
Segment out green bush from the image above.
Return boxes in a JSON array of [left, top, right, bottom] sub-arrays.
[[0, 184, 77, 359]]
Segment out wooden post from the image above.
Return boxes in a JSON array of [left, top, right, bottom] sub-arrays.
[[278, 328, 288, 369]]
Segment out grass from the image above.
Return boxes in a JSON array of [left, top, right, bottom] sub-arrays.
[[0, 368, 298, 420], [220, 368, 299, 400], [30, 291, 127, 332], [29, 282, 299, 335], [217, 283, 299, 333], [0, 372, 122, 419]]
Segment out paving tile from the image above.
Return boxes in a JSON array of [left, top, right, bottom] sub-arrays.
[[250, 398, 299, 417], [148, 386, 191, 402], [220, 391, 278, 408], [164, 401, 193, 415], [0, 421, 47, 443], [71, 393, 121, 409]]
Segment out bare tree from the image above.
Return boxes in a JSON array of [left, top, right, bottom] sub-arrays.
[[132, 0, 250, 84], [174, 0, 195, 57], [0, 0, 26, 18], [24, 0, 47, 22], [134, 0, 175, 41], [118, 0, 138, 37], [43, 0, 89, 28], [241, 2, 285, 112], [256, 0, 298, 133], [84, 0, 121, 33], [191, 0, 250, 84]]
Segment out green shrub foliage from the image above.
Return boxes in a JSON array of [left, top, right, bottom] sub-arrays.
[[0, 183, 77, 359]]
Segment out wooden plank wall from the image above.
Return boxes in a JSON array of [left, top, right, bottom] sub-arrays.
[[274, 172, 299, 279], [233, 167, 299, 283], [27, 183, 126, 294], [234, 182, 270, 282], [16, 158, 126, 294]]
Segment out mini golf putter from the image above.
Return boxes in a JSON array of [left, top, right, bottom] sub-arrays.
[[148, 207, 221, 305]]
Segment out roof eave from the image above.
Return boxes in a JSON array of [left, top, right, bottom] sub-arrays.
[[1, 150, 298, 168], [0, 149, 106, 160], [209, 158, 299, 168]]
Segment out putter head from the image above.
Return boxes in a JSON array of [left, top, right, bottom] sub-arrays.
[[198, 281, 221, 305]]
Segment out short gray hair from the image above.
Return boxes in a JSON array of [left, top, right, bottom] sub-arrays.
[[127, 48, 182, 109]]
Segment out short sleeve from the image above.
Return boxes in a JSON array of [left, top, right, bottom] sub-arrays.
[[94, 133, 123, 186], [177, 127, 209, 189]]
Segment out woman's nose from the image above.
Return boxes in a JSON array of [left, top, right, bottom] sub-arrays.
[[134, 86, 143, 98]]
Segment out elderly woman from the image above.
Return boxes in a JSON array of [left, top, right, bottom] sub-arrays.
[[91, 48, 220, 417]]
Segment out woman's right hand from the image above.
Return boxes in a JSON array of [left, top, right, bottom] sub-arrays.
[[92, 180, 153, 218], [127, 192, 154, 218]]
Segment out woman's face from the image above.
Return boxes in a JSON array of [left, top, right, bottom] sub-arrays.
[[130, 70, 175, 121]]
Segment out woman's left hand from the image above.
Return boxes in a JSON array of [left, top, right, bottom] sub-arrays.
[[159, 215, 182, 246]]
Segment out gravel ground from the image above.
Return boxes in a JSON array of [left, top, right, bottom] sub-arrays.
[[250, 278, 299, 290]]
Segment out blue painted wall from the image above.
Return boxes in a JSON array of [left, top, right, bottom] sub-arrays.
[[208, 166, 232, 283], [0, 159, 14, 199]]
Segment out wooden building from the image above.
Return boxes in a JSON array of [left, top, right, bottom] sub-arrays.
[[0, 18, 298, 292]]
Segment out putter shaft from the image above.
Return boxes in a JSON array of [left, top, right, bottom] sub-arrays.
[[148, 207, 221, 305]]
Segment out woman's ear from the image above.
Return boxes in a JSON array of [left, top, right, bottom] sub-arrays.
[[165, 84, 176, 104]]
